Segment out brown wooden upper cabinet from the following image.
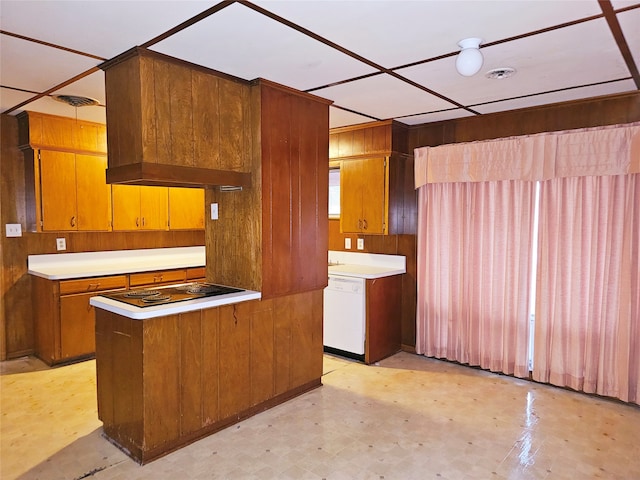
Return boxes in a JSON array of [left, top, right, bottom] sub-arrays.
[[330, 121, 416, 236], [38, 150, 111, 231], [112, 184, 168, 231], [18, 111, 107, 155], [340, 157, 386, 234], [169, 188, 205, 230], [101, 47, 251, 189]]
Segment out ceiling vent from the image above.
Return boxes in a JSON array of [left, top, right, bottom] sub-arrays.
[[485, 68, 517, 80], [53, 94, 100, 107]]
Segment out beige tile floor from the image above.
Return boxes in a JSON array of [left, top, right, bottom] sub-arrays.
[[2, 352, 639, 480]]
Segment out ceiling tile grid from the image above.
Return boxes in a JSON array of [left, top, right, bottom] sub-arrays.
[[0, 0, 638, 129]]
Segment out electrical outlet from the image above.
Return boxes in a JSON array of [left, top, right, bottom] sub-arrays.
[[344, 238, 351, 249], [56, 238, 66, 251], [357, 238, 364, 250], [211, 203, 219, 220], [5, 224, 22, 237]]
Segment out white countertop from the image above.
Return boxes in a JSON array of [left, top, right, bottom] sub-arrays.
[[90, 287, 261, 320], [327, 251, 406, 279], [28, 246, 205, 280]]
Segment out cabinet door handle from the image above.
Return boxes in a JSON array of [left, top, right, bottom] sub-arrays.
[[142, 217, 146, 227], [70, 216, 76, 227], [87, 283, 100, 291], [136, 217, 139, 227], [363, 219, 368, 230]]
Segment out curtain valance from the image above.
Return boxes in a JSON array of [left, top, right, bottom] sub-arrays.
[[414, 122, 640, 187]]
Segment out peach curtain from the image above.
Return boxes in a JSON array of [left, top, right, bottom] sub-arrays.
[[533, 174, 640, 404], [415, 180, 534, 378], [414, 122, 640, 186], [414, 122, 640, 402]]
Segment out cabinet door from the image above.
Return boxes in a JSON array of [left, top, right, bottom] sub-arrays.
[[112, 184, 141, 230], [169, 187, 205, 230], [340, 158, 386, 234], [218, 304, 251, 418], [39, 150, 78, 231], [340, 159, 364, 233], [76, 154, 111, 231], [140, 186, 168, 230], [59, 292, 98, 360], [360, 157, 386, 234]]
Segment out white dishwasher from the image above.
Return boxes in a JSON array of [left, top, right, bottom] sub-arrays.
[[323, 274, 366, 359]]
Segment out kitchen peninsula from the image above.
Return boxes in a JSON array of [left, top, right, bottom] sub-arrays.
[[88, 48, 331, 463]]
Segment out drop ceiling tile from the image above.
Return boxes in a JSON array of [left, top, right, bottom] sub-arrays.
[[473, 79, 637, 115], [151, 3, 376, 91], [618, 9, 640, 68], [397, 18, 629, 107], [50, 71, 106, 105], [18, 95, 107, 124], [330, 108, 376, 129], [397, 109, 476, 126], [610, 1, 640, 9], [313, 74, 454, 121], [252, 0, 602, 68], [0, 35, 98, 92], [0, 87, 34, 114], [0, 0, 213, 59]]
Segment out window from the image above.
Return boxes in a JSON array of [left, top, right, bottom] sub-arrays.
[[328, 167, 340, 218]]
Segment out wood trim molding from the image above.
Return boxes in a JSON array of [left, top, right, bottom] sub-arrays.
[[106, 163, 252, 188]]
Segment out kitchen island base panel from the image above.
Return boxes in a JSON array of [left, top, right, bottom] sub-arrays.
[[102, 379, 321, 465], [95, 289, 324, 464]]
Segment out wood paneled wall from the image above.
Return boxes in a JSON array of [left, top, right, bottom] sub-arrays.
[[206, 80, 330, 298], [260, 81, 330, 297], [1, 114, 204, 360], [408, 91, 640, 149]]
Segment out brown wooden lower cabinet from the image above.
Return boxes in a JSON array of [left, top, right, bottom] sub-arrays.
[[365, 274, 402, 364], [32, 267, 205, 365], [33, 275, 127, 365], [94, 289, 323, 464]]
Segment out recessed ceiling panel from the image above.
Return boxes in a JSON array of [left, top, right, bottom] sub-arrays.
[[314, 74, 455, 120], [0, 0, 213, 59], [0, 35, 98, 92], [473, 79, 637, 115], [151, 3, 377, 91], [253, 0, 602, 68], [398, 18, 628, 107]]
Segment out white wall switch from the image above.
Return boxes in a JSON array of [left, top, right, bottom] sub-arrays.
[[344, 238, 351, 249], [56, 238, 66, 251], [211, 203, 218, 220], [357, 238, 364, 250], [5, 224, 22, 237]]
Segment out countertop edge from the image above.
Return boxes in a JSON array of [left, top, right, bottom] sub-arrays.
[[90, 290, 262, 320], [28, 261, 205, 280], [327, 267, 406, 279]]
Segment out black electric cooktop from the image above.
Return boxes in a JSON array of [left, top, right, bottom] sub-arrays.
[[104, 282, 244, 308]]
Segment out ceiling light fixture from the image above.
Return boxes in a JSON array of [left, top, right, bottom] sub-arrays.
[[456, 38, 483, 77]]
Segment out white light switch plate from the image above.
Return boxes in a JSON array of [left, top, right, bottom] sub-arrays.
[[211, 203, 218, 220], [344, 238, 351, 249], [56, 238, 66, 251], [5, 224, 22, 237], [357, 238, 364, 250]]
